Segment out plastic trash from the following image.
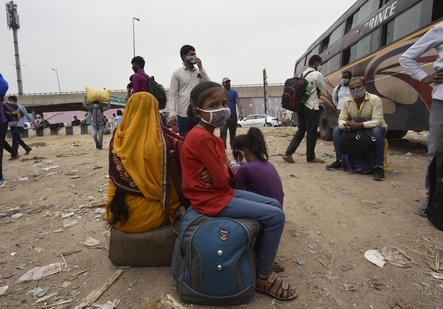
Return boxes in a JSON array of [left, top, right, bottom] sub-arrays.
[[63, 218, 78, 228], [364, 249, 385, 267], [80, 236, 101, 247]]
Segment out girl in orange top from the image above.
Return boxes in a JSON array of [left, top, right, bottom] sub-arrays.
[[180, 81, 298, 301]]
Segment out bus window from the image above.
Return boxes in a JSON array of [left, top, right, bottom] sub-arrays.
[[432, 0, 443, 21], [320, 36, 330, 53], [342, 47, 351, 66], [357, 0, 381, 24], [381, 20, 395, 47], [355, 30, 381, 59], [345, 10, 359, 33], [330, 22, 346, 47], [393, 3, 423, 41], [327, 54, 341, 74]]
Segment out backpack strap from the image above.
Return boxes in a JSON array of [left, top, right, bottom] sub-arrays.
[[335, 84, 343, 105]]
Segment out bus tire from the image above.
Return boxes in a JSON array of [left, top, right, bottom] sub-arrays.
[[319, 110, 332, 141], [386, 130, 408, 139]]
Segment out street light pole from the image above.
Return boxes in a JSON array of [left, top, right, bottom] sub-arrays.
[[132, 17, 140, 57], [51, 68, 61, 93]]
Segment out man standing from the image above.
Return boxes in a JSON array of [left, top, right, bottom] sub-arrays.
[[82, 99, 111, 150], [71, 115, 81, 126], [325, 78, 387, 181], [332, 71, 352, 115], [399, 22, 443, 216], [7, 95, 34, 155], [282, 55, 327, 164], [126, 56, 149, 99], [220, 77, 242, 149], [169, 44, 210, 136]]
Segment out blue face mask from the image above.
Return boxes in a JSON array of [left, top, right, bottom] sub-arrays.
[[93, 103, 100, 109], [197, 107, 231, 128]]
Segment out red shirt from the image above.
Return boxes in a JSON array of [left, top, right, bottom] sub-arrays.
[[181, 127, 234, 215]]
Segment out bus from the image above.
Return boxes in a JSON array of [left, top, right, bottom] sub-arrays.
[[293, 0, 443, 140]]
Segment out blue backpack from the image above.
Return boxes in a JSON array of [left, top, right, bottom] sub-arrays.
[[173, 208, 260, 306]]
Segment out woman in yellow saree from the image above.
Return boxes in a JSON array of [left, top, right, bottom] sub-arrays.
[[105, 92, 182, 233]]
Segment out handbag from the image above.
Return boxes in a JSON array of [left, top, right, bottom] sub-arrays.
[[340, 129, 376, 156]]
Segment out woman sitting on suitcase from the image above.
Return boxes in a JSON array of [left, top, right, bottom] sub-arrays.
[[106, 92, 186, 233], [180, 81, 298, 301]]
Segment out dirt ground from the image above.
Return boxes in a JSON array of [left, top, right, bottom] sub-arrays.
[[0, 127, 442, 309]]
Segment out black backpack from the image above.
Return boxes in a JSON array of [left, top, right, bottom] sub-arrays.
[[281, 71, 314, 112], [140, 72, 167, 109], [427, 149, 443, 231]]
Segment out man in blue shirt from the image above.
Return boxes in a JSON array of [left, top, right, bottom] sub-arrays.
[[7, 96, 34, 156], [220, 77, 242, 149]]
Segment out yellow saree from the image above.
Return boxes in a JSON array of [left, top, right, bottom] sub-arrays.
[[105, 92, 181, 233]]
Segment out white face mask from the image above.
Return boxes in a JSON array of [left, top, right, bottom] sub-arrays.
[[235, 150, 247, 165], [197, 107, 231, 128], [186, 55, 197, 64], [317, 64, 322, 72], [341, 78, 350, 85]]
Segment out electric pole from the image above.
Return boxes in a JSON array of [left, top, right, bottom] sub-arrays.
[[6, 0, 23, 95]]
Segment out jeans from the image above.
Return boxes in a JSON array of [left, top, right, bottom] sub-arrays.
[[215, 189, 284, 275], [220, 115, 238, 149], [425, 99, 443, 194], [0, 122, 7, 179], [286, 105, 320, 161], [177, 116, 189, 137], [91, 125, 104, 148], [332, 125, 386, 167], [10, 126, 31, 153]]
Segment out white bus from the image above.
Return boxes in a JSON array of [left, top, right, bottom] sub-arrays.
[[293, 0, 443, 140]]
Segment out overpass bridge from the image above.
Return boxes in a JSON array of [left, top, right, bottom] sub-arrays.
[[9, 84, 285, 116]]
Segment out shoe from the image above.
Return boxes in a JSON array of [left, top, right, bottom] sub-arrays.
[[25, 148, 32, 155], [256, 271, 298, 301], [418, 199, 428, 217], [307, 158, 325, 163], [326, 160, 342, 170], [282, 154, 295, 163], [8, 155, 19, 160], [0, 178, 5, 188], [373, 167, 385, 181]]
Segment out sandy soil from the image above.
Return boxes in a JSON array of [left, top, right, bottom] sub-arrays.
[[0, 127, 442, 309]]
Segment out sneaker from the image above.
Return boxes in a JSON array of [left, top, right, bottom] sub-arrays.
[[307, 158, 325, 163], [326, 160, 342, 170], [0, 178, 5, 188], [282, 154, 295, 163], [373, 167, 385, 181]]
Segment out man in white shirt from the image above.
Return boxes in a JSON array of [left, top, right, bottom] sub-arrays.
[[169, 45, 210, 136], [332, 71, 352, 115], [282, 55, 327, 163], [399, 22, 443, 216]]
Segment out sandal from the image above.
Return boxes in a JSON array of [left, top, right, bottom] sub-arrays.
[[256, 271, 298, 301], [272, 261, 285, 273]]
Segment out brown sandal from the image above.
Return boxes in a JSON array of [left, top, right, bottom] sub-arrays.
[[256, 271, 298, 301], [272, 261, 285, 273]]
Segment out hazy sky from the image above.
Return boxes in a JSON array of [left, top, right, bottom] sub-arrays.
[[1, 0, 357, 94]]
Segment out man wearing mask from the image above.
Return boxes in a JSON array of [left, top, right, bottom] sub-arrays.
[[126, 56, 148, 99], [332, 71, 352, 115], [282, 54, 327, 164], [82, 98, 111, 150], [220, 77, 242, 149], [169, 44, 210, 136], [325, 77, 387, 181]]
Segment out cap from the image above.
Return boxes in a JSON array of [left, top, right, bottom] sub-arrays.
[[222, 77, 231, 83]]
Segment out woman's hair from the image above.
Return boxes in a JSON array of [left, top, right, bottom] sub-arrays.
[[232, 127, 268, 161], [187, 81, 223, 129], [108, 189, 129, 225]]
